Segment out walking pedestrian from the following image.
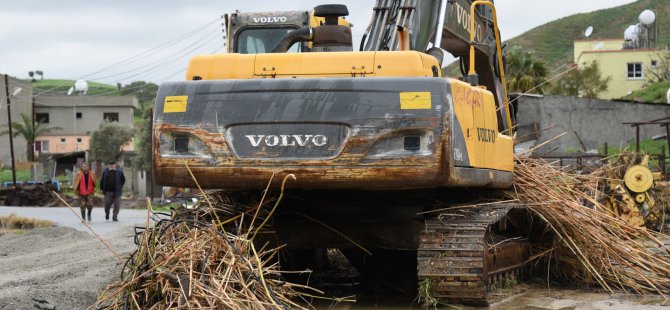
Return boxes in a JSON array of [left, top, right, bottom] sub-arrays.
[[74, 162, 96, 222], [100, 160, 125, 221]]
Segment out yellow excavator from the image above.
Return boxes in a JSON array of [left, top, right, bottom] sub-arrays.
[[153, 0, 531, 305]]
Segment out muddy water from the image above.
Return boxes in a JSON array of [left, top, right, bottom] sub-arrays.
[[489, 287, 666, 310], [316, 283, 667, 309]]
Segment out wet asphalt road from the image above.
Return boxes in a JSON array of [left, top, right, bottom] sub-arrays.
[[0, 206, 152, 237]]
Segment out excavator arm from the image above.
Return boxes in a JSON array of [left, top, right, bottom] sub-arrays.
[[361, 0, 512, 132]]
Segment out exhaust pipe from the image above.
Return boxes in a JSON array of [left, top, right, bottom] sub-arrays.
[[271, 28, 313, 53], [272, 4, 352, 53]]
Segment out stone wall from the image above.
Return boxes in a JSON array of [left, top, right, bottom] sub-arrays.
[[515, 95, 670, 154]]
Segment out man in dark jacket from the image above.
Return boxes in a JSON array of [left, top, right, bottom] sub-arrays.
[[100, 160, 125, 221]]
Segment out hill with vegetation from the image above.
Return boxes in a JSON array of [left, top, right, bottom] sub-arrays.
[[506, 0, 670, 70], [623, 80, 670, 103], [27, 79, 120, 96], [444, 0, 670, 76]]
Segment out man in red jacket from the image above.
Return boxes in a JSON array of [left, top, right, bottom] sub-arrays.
[[74, 163, 96, 222]]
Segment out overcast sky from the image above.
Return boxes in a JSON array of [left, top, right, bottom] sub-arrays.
[[0, 0, 637, 87]]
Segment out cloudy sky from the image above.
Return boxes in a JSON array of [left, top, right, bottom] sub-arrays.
[[0, 0, 636, 86]]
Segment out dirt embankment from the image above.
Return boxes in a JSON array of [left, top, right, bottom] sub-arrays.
[[0, 226, 136, 310]]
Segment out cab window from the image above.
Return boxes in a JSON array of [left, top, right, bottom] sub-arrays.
[[236, 28, 301, 54]]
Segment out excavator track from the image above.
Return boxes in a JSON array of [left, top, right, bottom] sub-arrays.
[[417, 204, 530, 306]]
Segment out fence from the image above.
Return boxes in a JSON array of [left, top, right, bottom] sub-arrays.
[[532, 151, 669, 181]]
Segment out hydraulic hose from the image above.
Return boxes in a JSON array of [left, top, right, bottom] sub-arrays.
[[271, 28, 313, 53]]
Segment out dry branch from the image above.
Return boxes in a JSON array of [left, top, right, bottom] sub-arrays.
[[510, 156, 670, 300], [97, 175, 328, 310]]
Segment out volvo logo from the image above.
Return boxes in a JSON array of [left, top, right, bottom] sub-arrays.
[[245, 135, 328, 147], [252, 16, 288, 23]]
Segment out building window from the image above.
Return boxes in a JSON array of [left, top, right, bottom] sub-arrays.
[[35, 140, 49, 152], [651, 60, 658, 68], [35, 113, 49, 123], [103, 112, 119, 122], [627, 63, 643, 79], [60, 138, 66, 144], [76, 138, 82, 144], [76, 112, 82, 119]]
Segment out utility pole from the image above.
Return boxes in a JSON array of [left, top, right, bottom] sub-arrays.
[[31, 96, 36, 161], [4, 74, 17, 187]]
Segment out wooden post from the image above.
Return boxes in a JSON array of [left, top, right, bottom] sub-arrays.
[[665, 124, 670, 158], [4, 74, 16, 187], [578, 156, 583, 171], [635, 125, 640, 152], [660, 148, 666, 180], [30, 96, 35, 162]]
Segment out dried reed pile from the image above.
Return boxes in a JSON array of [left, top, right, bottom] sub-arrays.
[[0, 213, 55, 231], [97, 175, 324, 309], [511, 156, 670, 298]]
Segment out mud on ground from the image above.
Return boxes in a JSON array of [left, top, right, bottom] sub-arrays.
[[0, 226, 136, 310]]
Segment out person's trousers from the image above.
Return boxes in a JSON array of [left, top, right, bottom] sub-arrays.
[[104, 192, 121, 219], [79, 195, 93, 219]]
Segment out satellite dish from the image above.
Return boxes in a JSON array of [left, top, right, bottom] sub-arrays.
[[67, 87, 74, 96], [74, 79, 88, 95], [584, 26, 594, 38], [11, 87, 22, 97], [624, 25, 639, 41], [639, 9, 656, 26]]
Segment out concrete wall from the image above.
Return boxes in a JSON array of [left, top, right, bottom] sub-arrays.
[[0, 76, 33, 166], [34, 96, 136, 136], [516, 95, 670, 154], [34, 135, 134, 156]]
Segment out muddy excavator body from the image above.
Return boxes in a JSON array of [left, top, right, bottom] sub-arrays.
[[153, 0, 531, 305]]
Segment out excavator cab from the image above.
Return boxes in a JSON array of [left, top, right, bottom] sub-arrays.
[[225, 10, 351, 54]]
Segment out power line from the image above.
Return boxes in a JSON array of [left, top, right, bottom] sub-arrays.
[[82, 17, 221, 80], [32, 17, 222, 97], [111, 32, 222, 83], [92, 27, 221, 83], [33, 67, 189, 107]]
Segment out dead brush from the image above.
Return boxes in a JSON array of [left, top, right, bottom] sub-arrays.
[[0, 213, 55, 230], [510, 155, 670, 300], [96, 174, 341, 309]]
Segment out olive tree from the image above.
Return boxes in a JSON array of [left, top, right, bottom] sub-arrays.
[[551, 61, 611, 99], [89, 121, 134, 163], [133, 107, 153, 171]]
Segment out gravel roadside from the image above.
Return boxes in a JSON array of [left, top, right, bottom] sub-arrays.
[[0, 207, 148, 310]]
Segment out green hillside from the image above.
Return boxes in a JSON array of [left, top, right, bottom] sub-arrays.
[[28, 79, 121, 96], [444, 0, 670, 75], [623, 80, 670, 103], [506, 0, 670, 70]]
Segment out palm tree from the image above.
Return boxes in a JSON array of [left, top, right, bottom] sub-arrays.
[[0, 113, 61, 161], [505, 48, 548, 94], [35, 70, 44, 80]]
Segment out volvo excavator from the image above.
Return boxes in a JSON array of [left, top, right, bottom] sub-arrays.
[[153, 0, 532, 305]]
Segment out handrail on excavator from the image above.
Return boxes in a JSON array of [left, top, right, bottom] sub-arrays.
[[468, 0, 513, 134]]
